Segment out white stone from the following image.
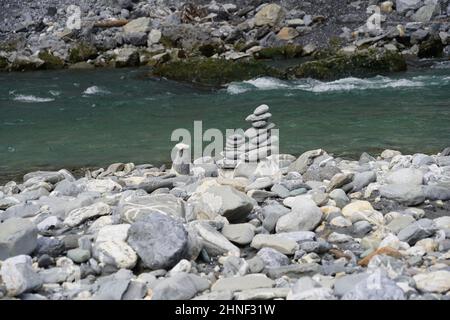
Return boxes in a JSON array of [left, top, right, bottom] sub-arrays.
[[96, 224, 130, 243], [64, 202, 111, 227], [413, 270, 450, 293], [93, 240, 137, 269]]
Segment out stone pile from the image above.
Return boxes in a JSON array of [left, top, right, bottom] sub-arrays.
[[243, 104, 279, 163]]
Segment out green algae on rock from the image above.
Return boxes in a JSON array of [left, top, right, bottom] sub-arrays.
[[289, 50, 407, 80], [152, 58, 283, 87], [255, 45, 303, 60], [69, 42, 98, 63], [38, 51, 65, 70]]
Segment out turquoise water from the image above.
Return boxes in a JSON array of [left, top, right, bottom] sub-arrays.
[[0, 65, 449, 179]]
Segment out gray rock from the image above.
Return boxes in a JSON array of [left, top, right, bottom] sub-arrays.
[[387, 215, 416, 234], [189, 185, 254, 222], [235, 287, 290, 300], [119, 192, 185, 223], [412, 4, 439, 22], [128, 213, 188, 270], [257, 247, 290, 268], [396, 0, 423, 13], [93, 273, 131, 300], [385, 168, 424, 185], [342, 269, 405, 300], [67, 248, 91, 264], [152, 273, 209, 300], [254, 4, 284, 27], [270, 184, 290, 198], [261, 202, 290, 232], [437, 156, 450, 166], [221, 223, 255, 245], [379, 184, 425, 205], [276, 197, 322, 232], [0, 218, 38, 260], [423, 185, 450, 201], [39, 267, 70, 284], [412, 154, 435, 166], [23, 170, 67, 184], [192, 222, 240, 257], [288, 149, 324, 174], [265, 263, 321, 279], [222, 256, 249, 277], [35, 237, 65, 257], [398, 218, 437, 245], [212, 274, 274, 292], [122, 280, 147, 300], [63, 202, 111, 227], [329, 189, 350, 208], [299, 240, 331, 253], [441, 147, 450, 156], [123, 17, 151, 34], [193, 290, 234, 300], [247, 256, 265, 273], [351, 171, 377, 192], [411, 29, 429, 43], [3, 203, 41, 220], [250, 234, 298, 255], [334, 273, 369, 297], [0, 255, 42, 296]]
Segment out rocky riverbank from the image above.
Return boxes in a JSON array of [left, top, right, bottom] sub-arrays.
[[1, 139, 450, 299], [0, 1, 449, 83]]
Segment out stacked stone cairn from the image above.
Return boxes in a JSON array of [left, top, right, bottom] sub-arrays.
[[243, 104, 279, 163], [218, 133, 245, 169]]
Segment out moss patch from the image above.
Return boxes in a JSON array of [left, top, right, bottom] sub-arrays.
[[0, 56, 8, 70], [38, 50, 65, 69], [152, 58, 283, 87], [255, 45, 303, 59], [290, 50, 407, 80], [69, 43, 98, 63]]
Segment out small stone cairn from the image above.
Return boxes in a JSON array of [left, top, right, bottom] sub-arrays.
[[243, 104, 279, 163]]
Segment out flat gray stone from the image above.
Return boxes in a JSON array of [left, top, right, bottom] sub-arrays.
[[0, 218, 38, 260]]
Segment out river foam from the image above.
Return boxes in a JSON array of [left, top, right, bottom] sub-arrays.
[[227, 74, 449, 94], [83, 85, 111, 96], [11, 93, 55, 103]]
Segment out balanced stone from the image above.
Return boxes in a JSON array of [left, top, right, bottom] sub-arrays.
[[241, 105, 278, 162], [253, 104, 270, 116]]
